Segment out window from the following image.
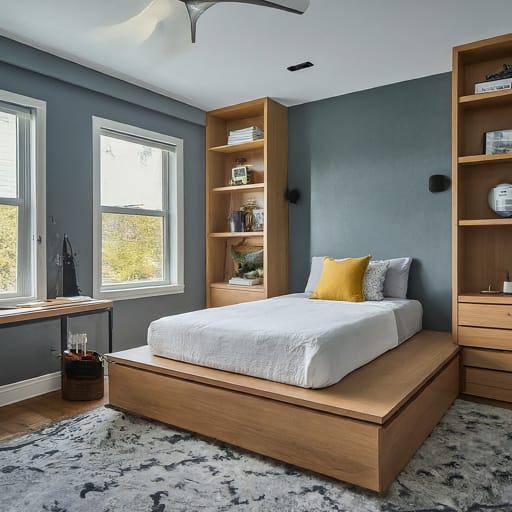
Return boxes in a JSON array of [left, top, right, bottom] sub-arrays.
[[0, 90, 46, 305], [92, 118, 184, 300]]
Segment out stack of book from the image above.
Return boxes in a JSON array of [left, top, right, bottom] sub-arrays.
[[228, 126, 264, 145], [475, 78, 512, 94], [228, 277, 263, 286]]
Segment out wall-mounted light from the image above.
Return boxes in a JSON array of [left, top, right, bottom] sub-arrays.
[[285, 188, 301, 204], [429, 175, 451, 193]]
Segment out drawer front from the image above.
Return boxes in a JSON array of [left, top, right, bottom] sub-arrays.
[[463, 347, 512, 372], [210, 287, 264, 307], [463, 367, 512, 402], [459, 303, 512, 329], [458, 326, 512, 350]]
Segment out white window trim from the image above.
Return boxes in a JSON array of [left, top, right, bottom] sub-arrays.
[[0, 89, 46, 306], [92, 117, 184, 301]]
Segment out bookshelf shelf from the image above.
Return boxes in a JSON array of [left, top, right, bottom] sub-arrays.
[[208, 231, 264, 238], [212, 184, 265, 193], [209, 140, 264, 154], [459, 89, 512, 109], [458, 153, 512, 165], [459, 219, 512, 227]]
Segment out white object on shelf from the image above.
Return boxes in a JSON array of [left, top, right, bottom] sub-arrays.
[[475, 78, 512, 94], [228, 277, 263, 286]]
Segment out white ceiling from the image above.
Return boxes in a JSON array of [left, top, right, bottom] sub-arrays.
[[0, 0, 512, 111]]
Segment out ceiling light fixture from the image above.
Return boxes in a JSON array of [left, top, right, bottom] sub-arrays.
[[179, 0, 310, 42], [287, 61, 314, 72]]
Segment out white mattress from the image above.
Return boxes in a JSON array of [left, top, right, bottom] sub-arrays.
[[148, 294, 423, 389]]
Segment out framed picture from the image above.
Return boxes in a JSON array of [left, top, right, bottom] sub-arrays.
[[230, 165, 252, 185], [252, 209, 264, 232], [485, 129, 512, 155]]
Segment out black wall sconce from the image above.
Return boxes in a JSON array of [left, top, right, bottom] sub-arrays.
[[429, 175, 451, 193], [285, 188, 301, 204]]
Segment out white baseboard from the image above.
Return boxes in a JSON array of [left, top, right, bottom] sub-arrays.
[[0, 372, 61, 407]]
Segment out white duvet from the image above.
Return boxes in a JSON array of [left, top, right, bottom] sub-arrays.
[[148, 294, 413, 389]]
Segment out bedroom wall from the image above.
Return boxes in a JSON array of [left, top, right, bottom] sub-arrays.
[[288, 73, 452, 331], [0, 39, 206, 386]]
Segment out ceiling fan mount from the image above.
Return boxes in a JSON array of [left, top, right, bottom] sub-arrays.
[[178, 0, 309, 43]]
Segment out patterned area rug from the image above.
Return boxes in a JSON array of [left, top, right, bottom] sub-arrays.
[[1, 399, 511, 512]]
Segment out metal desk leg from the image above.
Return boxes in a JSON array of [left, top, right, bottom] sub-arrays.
[[60, 315, 68, 353], [108, 308, 113, 353]]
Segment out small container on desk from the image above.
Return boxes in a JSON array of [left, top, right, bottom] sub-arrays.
[[62, 350, 104, 401]]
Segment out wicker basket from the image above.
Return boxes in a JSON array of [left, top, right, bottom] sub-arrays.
[[62, 351, 104, 401]]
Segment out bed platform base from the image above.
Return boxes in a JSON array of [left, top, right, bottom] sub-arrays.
[[107, 330, 459, 492]]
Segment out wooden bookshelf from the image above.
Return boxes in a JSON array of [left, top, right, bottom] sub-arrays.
[[453, 33, 512, 404], [206, 98, 288, 307]]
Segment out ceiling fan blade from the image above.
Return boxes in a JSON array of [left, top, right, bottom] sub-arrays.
[[180, 1, 216, 43], [94, 0, 173, 45], [179, 0, 309, 42], [219, 0, 309, 15]]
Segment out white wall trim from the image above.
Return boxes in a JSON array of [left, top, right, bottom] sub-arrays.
[[0, 372, 61, 407]]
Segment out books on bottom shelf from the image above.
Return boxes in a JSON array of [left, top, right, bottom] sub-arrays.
[[475, 78, 512, 94], [228, 277, 263, 286]]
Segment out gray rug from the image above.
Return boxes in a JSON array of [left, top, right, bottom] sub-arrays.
[[1, 399, 511, 512]]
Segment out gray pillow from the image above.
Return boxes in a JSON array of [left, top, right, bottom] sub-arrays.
[[381, 257, 412, 299]]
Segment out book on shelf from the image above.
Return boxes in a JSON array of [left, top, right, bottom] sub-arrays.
[[227, 126, 264, 145], [228, 277, 263, 286], [475, 78, 512, 94]]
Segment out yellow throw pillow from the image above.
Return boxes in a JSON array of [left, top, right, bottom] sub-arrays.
[[310, 256, 371, 302]]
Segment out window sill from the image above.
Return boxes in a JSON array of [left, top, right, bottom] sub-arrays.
[[94, 284, 185, 301]]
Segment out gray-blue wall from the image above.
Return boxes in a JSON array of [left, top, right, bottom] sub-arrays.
[[288, 73, 452, 331], [0, 41, 206, 386]]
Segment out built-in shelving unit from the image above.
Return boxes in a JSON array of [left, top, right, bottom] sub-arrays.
[[206, 98, 288, 307], [453, 33, 512, 404]]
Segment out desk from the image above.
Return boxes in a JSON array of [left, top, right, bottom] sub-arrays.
[[0, 300, 113, 353]]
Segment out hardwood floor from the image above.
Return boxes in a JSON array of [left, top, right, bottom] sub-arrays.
[[0, 378, 108, 442]]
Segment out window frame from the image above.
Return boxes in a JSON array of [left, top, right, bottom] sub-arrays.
[[0, 89, 46, 306], [92, 117, 184, 301]]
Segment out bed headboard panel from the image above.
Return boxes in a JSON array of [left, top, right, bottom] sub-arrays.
[[288, 73, 452, 331]]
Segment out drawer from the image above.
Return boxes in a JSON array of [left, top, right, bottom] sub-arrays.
[[210, 287, 264, 307], [458, 326, 512, 350], [463, 347, 512, 372], [459, 303, 512, 329], [463, 367, 512, 402]]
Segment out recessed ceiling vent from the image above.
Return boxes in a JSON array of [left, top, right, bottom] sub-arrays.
[[287, 61, 314, 72]]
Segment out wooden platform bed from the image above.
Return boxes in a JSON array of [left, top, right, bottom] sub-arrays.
[[107, 330, 459, 492]]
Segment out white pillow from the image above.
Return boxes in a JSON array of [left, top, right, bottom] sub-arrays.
[[305, 257, 388, 301], [363, 260, 389, 301], [304, 256, 330, 294], [381, 257, 412, 299]]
